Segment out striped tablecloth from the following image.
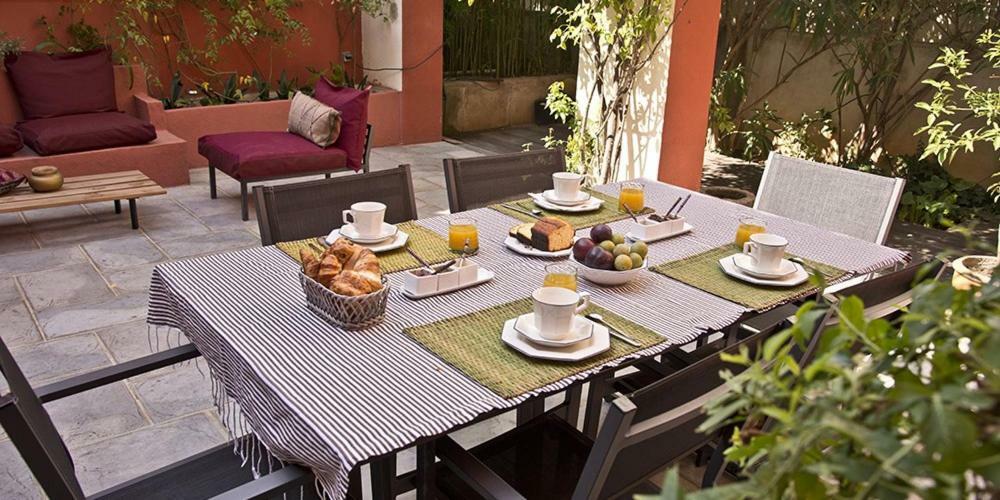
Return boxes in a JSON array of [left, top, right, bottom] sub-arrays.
[[147, 179, 907, 499]]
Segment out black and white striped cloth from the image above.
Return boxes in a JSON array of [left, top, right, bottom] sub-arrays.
[[147, 180, 907, 499]]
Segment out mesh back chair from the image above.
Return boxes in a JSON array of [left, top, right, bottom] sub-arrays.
[[0, 336, 315, 499], [255, 164, 419, 246], [756, 153, 905, 244], [822, 258, 945, 322], [443, 148, 566, 212], [432, 308, 833, 500]]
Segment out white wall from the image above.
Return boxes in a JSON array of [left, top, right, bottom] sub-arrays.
[[362, 3, 403, 90]]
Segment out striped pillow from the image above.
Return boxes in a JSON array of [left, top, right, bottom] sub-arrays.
[[288, 92, 342, 148]]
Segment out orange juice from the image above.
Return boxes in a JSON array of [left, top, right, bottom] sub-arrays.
[[619, 182, 645, 212], [449, 217, 479, 252], [543, 263, 577, 291], [735, 217, 766, 247]]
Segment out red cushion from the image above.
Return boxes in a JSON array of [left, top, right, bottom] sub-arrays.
[[4, 48, 117, 120], [17, 112, 157, 156], [198, 132, 348, 180], [313, 78, 369, 171], [0, 124, 23, 157]]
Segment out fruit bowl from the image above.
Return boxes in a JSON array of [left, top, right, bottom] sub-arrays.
[[570, 254, 647, 286]]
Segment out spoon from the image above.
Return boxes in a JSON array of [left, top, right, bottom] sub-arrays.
[[405, 247, 434, 272], [585, 313, 642, 347], [431, 260, 457, 275], [623, 204, 638, 222], [502, 203, 542, 219]]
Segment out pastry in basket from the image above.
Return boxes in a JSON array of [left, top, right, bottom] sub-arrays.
[[508, 216, 574, 252], [300, 238, 383, 296]]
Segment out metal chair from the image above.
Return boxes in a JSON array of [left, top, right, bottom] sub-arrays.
[[442, 148, 566, 212], [755, 153, 905, 244], [431, 308, 833, 500], [254, 164, 419, 246], [0, 336, 316, 500], [820, 258, 945, 322]]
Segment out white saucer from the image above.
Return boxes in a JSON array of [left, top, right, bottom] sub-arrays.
[[732, 253, 797, 279], [502, 318, 610, 362], [513, 313, 594, 347], [719, 255, 808, 287], [503, 235, 574, 258], [338, 223, 398, 244], [326, 228, 409, 253], [625, 223, 693, 243], [542, 189, 591, 206], [529, 193, 602, 213]]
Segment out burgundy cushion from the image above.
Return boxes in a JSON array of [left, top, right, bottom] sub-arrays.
[[0, 124, 23, 157], [4, 48, 117, 120], [17, 112, 157, 156], [198, 132, 348, 180], [313, 78, 369, 171]]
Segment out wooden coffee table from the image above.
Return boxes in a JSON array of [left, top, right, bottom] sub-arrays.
[[0, 170, 167, 229]]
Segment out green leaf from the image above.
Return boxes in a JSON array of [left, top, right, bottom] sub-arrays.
[[921, 394, 977, 471]]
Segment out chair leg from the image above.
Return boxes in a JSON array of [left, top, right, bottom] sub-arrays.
[[416, 442, 436, 500], [240, 181, 249, 221], [701, 425, 736, 488], [370, 455, 396, 500], [583, 372, 612, 439], [209, 164, 217, 199]]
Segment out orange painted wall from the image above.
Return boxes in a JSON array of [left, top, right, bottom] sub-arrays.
[[657, 0, 722, 190], [399, 0, 443, 144]]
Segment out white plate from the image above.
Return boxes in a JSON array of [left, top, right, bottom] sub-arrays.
[[542, 189, 591, 206], [513, 313, 594, 347], [326, 229, 409, 253], [570, 254, 647, 286], [719, 255, 808, 287], [337, 223, 398, 244], [625, 223, 693, 243], [504, 235, 574, 258], [528, 193, 603, 213], [502, 318, 610, 362], [401, 268, 495, 300], [732, 253, 797, 279]]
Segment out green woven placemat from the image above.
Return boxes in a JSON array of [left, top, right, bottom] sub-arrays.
[[275, 221, 454, 274], [489, 190, 653, 229], [650, 244, 846, 311], [404, 298, 664, 399]]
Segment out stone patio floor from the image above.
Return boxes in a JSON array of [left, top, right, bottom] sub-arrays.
[[1, 134, 994, 498]]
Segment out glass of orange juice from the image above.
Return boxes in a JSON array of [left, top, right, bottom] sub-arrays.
[[543, 263, 577, 291], [448, 217, 479, 253], [735, 217, 766, 247], [619, 182, 645, 212]]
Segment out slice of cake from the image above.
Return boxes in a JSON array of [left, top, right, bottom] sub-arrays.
[[531, 217, 574, 252], [509, 223, 534, 246]]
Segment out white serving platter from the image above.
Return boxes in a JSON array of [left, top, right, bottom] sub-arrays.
[[401, 268, 495, 300], [502, 317, 610, 362], [503, 235, 574, 258]]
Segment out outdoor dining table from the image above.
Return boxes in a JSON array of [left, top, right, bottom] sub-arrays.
[[146, 179, 908, 500]]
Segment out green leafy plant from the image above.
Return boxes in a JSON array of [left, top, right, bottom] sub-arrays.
[[275, 70, 298, 100], [663, 267, 1000, 498], [916, 29, 1000, 202], [0, 30, 22, 60], [35, 6, 107, 54], [250, 70, 272, 101], [162, 71, 184, 109], [307, 61, 370, 90], [884, 152, 999, 229]]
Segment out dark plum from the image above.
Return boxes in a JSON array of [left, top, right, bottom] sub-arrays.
[[590, 223, 613, 243], [573, 238, 596, 262], [584, 246, 614, 270]]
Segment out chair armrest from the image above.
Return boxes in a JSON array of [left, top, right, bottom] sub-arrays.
[[738, 303, 798, 337], [210, 464, 312, 500], [35, 344, 199, 403], [436, 436, 526, 500]]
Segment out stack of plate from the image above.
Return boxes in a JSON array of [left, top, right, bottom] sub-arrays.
[[501, 313, 610, 361], [326, 223, 408, 252], [529, 190, 603, 212], [719, 253, 808, 287]]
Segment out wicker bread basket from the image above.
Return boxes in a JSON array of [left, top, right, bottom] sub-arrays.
[[299, 272, 390, 329]]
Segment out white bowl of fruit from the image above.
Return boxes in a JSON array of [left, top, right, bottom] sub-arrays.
[[570, 224, 649, 286]]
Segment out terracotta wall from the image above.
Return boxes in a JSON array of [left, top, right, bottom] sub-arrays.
[[0, 0, 363, 97]]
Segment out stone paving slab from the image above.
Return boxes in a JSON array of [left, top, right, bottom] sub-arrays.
[[19, 262, 114, 312]]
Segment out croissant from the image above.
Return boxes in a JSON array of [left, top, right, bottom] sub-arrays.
[[316, 254, 343, 287], [331, 270, 382, 296], [329, 238, 359, 265], [300, 249, 321, 280]]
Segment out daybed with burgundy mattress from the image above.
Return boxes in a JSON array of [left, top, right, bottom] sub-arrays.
[[198, 78, 373, 220], [2, 48, 157, 156]]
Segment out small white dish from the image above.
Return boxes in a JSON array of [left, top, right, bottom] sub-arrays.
[[528, 193, 603, 213], [627, 216, 690, 242], [503, 235, 574, 258], [326, 228, 409, 253], [542, 189, 591, 206], [513, 313, 594, 347], [401, 266, 495, 300], [502, 318, 610, 362], [732, 253, 797, 279], [570, 254, 647, 286], [338, 222, 398, 244], [719, 255, 808, 287]]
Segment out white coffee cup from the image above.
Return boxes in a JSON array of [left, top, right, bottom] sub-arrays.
[[743, 233, 788, 273], [342, 201, 386, 238], [552, 172, 583, 201], [532, 287, 591, 341]]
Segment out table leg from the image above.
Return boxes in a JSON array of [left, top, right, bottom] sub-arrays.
[[516, 397, 545, 425], [128, 199, 138, 230], [416, 442, 436, 500], [370, 455, 396, 500], [209, 164, 217, 199], [114, 200, 121, 214], [583, 372, 611, 439], [564, 384, 583, 428]]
